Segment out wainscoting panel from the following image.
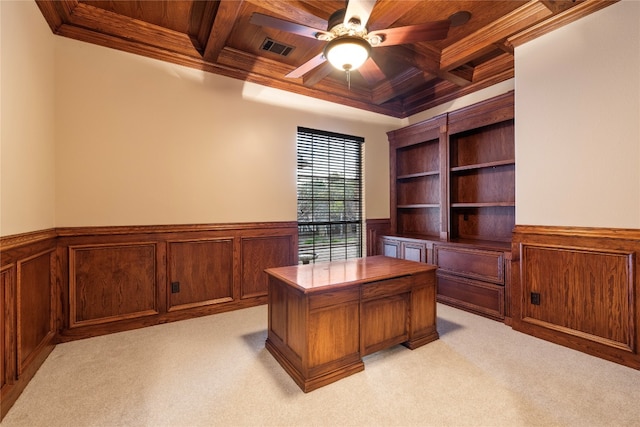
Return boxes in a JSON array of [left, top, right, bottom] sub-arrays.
[[56, 222, 298, 340], [69, 243, 159, 327], [521, 245, 633, 351], [1, 265, 15, 402], [366, 219, 391, 257], [0, 231, 57, 420], [240, 235, 294, 299], [16, 249, 56, 376], [1, 222, 297, 419], [512, 225, 640, 370], [167, 238, 234, 311]]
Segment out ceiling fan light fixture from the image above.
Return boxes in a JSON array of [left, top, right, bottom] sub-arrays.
[[324, 36, 371, 72]]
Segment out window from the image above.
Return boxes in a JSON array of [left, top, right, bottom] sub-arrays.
[[297, 127, 363, 264]]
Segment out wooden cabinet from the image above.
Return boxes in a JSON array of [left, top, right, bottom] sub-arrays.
[[384, 92, 514, 321], [434, 244, 507, 321], [381, 236, 432, 264]]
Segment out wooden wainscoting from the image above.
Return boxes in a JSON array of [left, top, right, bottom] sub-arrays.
[[366, 219, 391, 257], [512, 225, 640, 370], [57, 222, 298, 341], [0, 230, 57, 420], [240, 235, 293, 300], [69, 242, 160, 327], [0, 222, 296, 419]]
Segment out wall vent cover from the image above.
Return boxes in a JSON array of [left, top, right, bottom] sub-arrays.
[[261, 38, 294, 56]]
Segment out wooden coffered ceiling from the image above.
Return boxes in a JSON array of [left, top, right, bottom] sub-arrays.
[[36, 0, 616, 118]]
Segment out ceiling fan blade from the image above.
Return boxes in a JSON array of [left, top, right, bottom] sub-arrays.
[[250, 13, 329, 40], [286, 52, 327, 79], [358, 57, 386, 85], [369, 20, 450, 46], [344, 0, 377, 29]]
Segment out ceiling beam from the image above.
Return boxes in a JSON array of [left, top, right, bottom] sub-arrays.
[[440, 0, 553, 71], [371, 68, 431, 105], [203, 0, 244, 62], [246, 0, 329, 30], [507, 0, 619, 48]]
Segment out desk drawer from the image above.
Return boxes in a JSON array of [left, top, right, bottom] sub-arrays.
[[434, 246, 504, 284], [361, 276, 412, 300], [309, 288, 360, 311]]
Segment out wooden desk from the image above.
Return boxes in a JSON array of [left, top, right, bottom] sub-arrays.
[[265, 255, 438, 392]]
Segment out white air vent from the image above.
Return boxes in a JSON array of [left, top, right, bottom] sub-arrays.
[[261, 38, 294, 56]]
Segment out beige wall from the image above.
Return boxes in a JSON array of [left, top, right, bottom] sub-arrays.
[[54, 37, 400, 227], [515, 0, 640, 228], [4, 1, 638, 234], [0, 1, 56, 236]]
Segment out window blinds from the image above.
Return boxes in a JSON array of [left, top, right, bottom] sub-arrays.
[[297, 127, 363, 263]]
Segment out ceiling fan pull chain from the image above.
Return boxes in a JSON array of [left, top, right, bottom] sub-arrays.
[[347, 69, 351, 90]]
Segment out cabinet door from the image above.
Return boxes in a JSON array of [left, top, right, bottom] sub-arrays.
[[401, 241, 426, 263], [361, 277, 412, 356], [381, 238, 400, 258]]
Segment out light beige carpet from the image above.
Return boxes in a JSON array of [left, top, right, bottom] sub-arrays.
[[2, 303, 639, 427]]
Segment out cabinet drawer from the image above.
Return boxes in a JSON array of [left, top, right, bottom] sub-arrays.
[[434, 246, 504, 284], [309, 288, 360, 311], [437, 273, 504, 320], [361, 276, 412, 301]]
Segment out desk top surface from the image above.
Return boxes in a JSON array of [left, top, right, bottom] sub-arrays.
[[265, 255, 436, 293]]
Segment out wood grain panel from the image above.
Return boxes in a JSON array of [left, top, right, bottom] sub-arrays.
[[361, 293, 409, 356], [167, 239, 233, 311], [17, 250, 55, 375], [1, 266, 14, 393], [397, 175, 440, 205], [240, 236, 293, 299], [437, 272, 504, 320], [522, 245, 633, 351], [396, 140, 440, 176], [70, 244, 157, 327], [287, 288, 306, 360], [451, 165, 515, 204], [512, 225, 640, 370], [308, 302, 360, 367], [366, 219, 391, 257], [268, 276, 287, 344], [0, 231, 56, 421], [397, 207, 440, 237], [409, 275, 438, 339], [435, 245, 504, 283], [449, 120, 515, 168], [450, 206, 515, 242]]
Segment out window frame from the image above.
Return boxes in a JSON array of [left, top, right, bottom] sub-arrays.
[[296, 127, 364, 264]]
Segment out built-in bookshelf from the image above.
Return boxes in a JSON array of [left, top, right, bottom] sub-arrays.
[[384, 92, 515, 322], [388, 114, 447, 240], [448, 119, 515, 242]]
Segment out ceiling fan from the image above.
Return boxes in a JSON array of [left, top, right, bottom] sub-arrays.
[[250, 0, 466, 87]]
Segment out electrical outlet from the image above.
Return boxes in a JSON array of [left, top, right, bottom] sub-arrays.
[[530, 292, 541, 305], [171, 282, 180, 293]]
